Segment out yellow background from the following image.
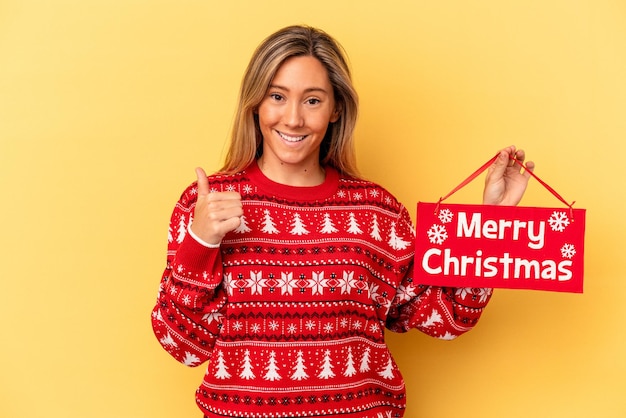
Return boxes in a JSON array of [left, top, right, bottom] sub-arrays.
[[1, 1, 624, 417]]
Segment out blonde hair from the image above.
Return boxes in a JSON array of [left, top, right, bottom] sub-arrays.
[[220, 25, 360, 178]]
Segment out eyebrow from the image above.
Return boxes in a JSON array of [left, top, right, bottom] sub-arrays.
[[269, 84, 330, 95]]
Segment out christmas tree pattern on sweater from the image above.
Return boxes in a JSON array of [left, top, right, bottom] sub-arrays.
[[152, 162, 492, 418]]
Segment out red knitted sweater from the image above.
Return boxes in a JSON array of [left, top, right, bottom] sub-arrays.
[[151, 161, 492, 418]]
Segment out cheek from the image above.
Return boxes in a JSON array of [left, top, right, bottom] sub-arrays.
[[257, 105, 278, 127], [310, 111, 335, 131]]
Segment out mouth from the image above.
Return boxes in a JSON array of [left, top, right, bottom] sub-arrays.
[[277, 131, 307, 143]]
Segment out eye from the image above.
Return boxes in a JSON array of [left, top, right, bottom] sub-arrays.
[[306, 98, 321, 105], [269, 93, 284, 101]]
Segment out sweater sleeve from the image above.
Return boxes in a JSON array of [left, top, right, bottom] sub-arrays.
[[385, 205, 493, 339], [386, 281, 493, 339], [150, 186, 227, 367]]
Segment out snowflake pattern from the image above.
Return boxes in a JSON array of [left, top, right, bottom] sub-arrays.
[[427, 224, 448, 245], [396, 283, 417, 303], [268, 320, 280, 331], [438, 208, 454, 224], [548, 211, 570, 232], [561, 243, 576, 259], [202, 312, 224, 324], [369, 323, 380, 333]]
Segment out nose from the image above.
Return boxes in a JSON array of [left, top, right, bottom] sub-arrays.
[[283, 102, 304, 128]]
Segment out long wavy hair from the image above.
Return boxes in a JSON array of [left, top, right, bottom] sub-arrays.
[[220, 25, 360, 178]]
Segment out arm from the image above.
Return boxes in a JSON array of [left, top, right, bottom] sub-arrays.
[[151, 168, 243, 366], [388, 147, 533, 338], [151, 232, 226, 366], [387, 277, 492, 339], [385, 207, 492, 339]]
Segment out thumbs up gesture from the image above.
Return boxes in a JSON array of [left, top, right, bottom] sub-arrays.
[[190, 168, 243, 246]]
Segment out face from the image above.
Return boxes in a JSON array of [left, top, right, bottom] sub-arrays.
[[257, 55, 339, 177]]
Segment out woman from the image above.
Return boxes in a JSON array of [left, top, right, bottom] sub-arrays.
[[151, 25, 534, 418]]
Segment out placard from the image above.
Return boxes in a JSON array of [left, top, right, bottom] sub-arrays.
[[414, 202, 585, 292]]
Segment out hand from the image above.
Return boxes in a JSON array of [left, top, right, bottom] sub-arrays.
[[482, 146, 535, 206], [190, 167, 243, 245]]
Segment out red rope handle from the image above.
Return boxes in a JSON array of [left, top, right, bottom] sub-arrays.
[[435, 153, 576, 220]]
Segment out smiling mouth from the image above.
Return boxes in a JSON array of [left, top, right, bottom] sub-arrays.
[[277, 131, 307, 142]]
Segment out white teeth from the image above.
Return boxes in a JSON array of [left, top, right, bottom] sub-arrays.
[[278, 131, 306, 142]]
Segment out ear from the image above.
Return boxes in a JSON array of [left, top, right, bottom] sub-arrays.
[[330, 106, 341, 123]]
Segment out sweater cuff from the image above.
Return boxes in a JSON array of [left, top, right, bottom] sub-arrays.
[[187, 224, 221, 248], [173, 232, 222, 282]]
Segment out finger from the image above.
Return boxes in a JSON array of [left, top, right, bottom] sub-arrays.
[[523, 160, 535, 177], [506, 146, 519, 167], [221, 215, 242, 233], [489, 149, 510, 178], [206, 191, 242, 202], [511, 149, 535, 175], [207, 200, 244, 218], [195, 167, 210, 197], [511, 148, 527, 166]]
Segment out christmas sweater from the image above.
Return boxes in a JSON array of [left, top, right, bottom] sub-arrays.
[[151, 161, 492, 418]]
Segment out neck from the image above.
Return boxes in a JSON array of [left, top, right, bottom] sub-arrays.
[[257, 157, 326, 187]]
